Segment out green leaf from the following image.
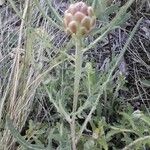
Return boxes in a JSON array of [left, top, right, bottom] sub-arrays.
[[132, 110, 150, 126], [120, 112, 137, 130], [105, 3, 120, 16], [106, 127, 136, 140], [98, 137, 108, 150], [92, 0, 98, 9], [84, 140, 95, 150], [6, 116, 46, 150], [122, 136, 150, 150], [140, 79, 150, 87], [97, 0, 108, 22], [93, 0, 135, 36]]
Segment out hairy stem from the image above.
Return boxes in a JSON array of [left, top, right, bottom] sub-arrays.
[[70, 35, 83, 150], [73, 36, 83, 113]]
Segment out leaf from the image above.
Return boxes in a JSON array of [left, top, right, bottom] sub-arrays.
[[122, 136, 150, 150], [98, 137, 108, 150], [109, 0, 135, 27], [83, 0, 138, 53], [96, 0, 109, 22], [85, 62, 96, 94], [92, 0, 98, 9], [6, 116, 46, 150], [84, 140, 95, 150], [106, 127, 136, 140], [92, 0, 135, 36], [120, 112, 137, 130], [140, 79, 150, 87], [132, 110, 150, 126], [105, 3, 120, 15]]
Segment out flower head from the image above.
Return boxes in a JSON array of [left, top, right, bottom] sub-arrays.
[[64, 1, 96, 36]]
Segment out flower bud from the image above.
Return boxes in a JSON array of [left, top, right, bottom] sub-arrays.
[[68, 21, 77, 34], [64, 1, 96, 36], [81, 16, 91, 30], [74, 12, 85, 23], [64, 13, 73, 27], [87, 7, 94, 16]]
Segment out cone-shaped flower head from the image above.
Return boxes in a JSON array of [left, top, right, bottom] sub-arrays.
[[64, 1, 96, 36]]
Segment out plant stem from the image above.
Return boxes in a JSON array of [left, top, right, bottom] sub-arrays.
[[70, 35, 83, 150], [73, 36, 83, 113]]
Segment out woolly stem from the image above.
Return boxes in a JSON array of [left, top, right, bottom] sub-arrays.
[[70, 35, 83, 150]]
